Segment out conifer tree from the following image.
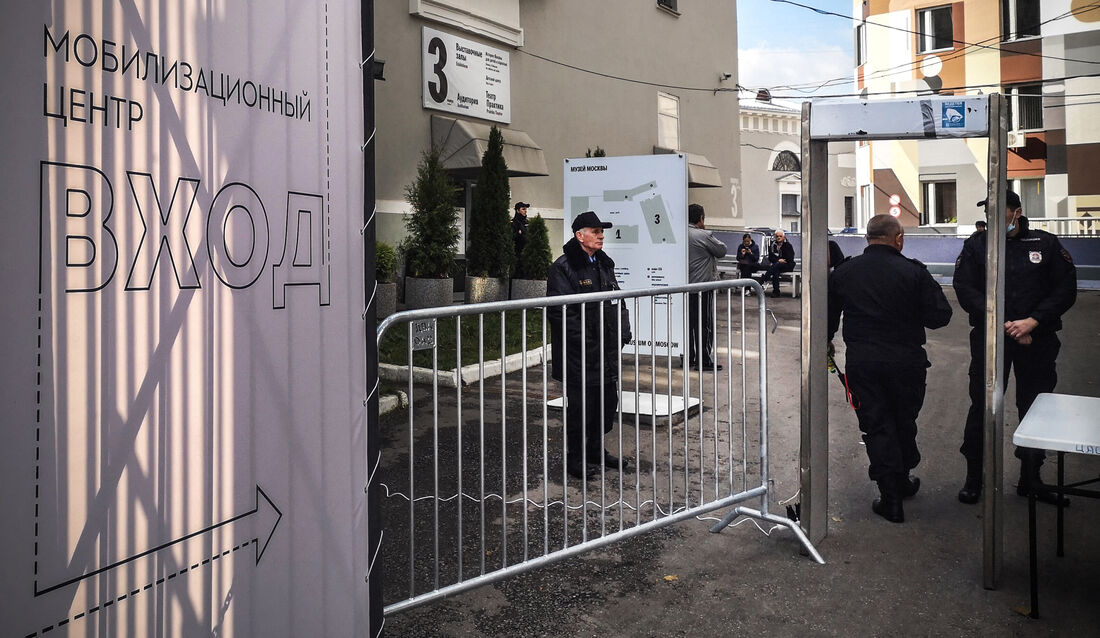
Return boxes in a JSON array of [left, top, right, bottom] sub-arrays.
[[402, 149, 459, 278], [466, 126, 515, 277]]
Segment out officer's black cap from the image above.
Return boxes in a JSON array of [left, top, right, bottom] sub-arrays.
[[571, 211, 613, 232], [976, 190, 1022, 210]]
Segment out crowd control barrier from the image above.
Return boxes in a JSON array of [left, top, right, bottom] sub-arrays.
[[374, 279, 822, 615]]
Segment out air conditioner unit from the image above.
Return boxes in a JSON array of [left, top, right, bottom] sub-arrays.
[[1007, 131, 1026, 148]]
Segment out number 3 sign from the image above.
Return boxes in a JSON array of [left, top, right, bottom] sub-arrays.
[[421, 26, 511, 124]]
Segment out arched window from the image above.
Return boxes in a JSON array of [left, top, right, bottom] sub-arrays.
[[772, 150, 801, 172]]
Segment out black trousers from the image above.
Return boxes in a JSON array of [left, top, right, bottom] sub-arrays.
[[761, 262, 794, 292], [688, 290, 715, 366], [845, 361, 927, 482], [961, 327, 1060, 466], [565, 381, 618, 461]]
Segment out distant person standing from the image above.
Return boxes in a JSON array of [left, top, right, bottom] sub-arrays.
[[511, 201, 530, 263], [736, 233, 761, 280], [974, 220, 988, 234], [828, 215, 952, 523], [687, 204, 727, 370], [953, 190, 1077, 506], [760, 229, 795, 297]]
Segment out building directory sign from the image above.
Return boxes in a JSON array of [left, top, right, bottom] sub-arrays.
[[0, 2, 367, 636], [422, 25, 511, 123], [562, 155, 689, 357]]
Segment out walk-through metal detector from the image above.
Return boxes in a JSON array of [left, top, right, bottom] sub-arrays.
[[799, 94, 1009, 588]]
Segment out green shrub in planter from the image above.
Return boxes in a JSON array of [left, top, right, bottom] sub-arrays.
[[376, 241, 397, 283], [402, 149, 459, 278], [516, 215, 552, 280], [466, 126, 515, 278]]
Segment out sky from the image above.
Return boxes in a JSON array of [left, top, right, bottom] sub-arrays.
[[738, 0, 857, 99]]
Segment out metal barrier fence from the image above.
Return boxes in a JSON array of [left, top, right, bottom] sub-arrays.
[[374, 279, 821, 616]]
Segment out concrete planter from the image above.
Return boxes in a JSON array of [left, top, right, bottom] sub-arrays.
[[510, 278, 547, 299], [405, 276, 454, 310], [464, 276, 508, 304], [376, 282, 396, 318]]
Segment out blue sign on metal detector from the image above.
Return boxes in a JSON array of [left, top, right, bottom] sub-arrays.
[[942, 101, 965, 128]]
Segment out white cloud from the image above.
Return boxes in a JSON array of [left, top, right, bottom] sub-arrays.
[[738, 45, 855, 97]]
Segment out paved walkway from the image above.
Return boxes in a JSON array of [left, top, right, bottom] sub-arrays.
[[381, 290, 1100, 637]]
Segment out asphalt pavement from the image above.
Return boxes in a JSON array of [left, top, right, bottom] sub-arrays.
[[379, 289, 1100, 637]]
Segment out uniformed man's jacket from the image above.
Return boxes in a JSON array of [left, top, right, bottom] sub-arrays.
[[828, 244, 953, 365], [547, 237, 632, 384], [511, 213, 528, 258], [952, 219, 1076, 333]]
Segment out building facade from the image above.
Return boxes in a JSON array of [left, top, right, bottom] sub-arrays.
[[374, 1, 742, 253], [853, 0, 1100, 234], [739, 94, 856, 232]]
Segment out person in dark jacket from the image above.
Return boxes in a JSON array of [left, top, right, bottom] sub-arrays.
[[760, 229, 796, 297], [547, 211, 633, 480], [511, 201, 530, 263], [952, 190, 1077, 506], [828, 214, 953, 523], [736, 233, 761, 280]]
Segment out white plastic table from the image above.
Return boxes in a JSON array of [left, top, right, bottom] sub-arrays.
[[1011, 392, 1100, 619]]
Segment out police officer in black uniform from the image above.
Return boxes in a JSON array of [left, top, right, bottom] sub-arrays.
[[953, 190, 1077, 505], [828, 214, 953, 523], [547, 211, 633, 480]]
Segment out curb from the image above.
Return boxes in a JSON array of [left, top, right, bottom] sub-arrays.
[[378, 345, 551, 388]]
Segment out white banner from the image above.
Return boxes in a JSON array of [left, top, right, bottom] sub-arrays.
[[562, 155, 689, 357], [0, 2, 366, 637], [422, 25, 511, 123]]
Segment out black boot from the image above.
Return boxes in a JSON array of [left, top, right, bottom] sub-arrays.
[[900, 473, 921, 499], [958, 457, 982, 505], [1016, 459, 1070, 507], [872, 476, 904, 523]]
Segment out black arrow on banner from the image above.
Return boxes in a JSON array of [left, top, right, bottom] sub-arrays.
[[35, 485, 282, 597]]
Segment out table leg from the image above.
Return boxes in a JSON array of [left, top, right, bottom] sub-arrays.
[[1029, 488, 1039, 619], [1057, 451, 1065, 558]]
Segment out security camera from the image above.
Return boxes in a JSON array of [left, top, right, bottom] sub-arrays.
[[719, 72, 732, 81]]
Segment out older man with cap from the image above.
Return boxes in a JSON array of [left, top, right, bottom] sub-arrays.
[[953, 189, 1077, 506], [547, 211, 633, 480]]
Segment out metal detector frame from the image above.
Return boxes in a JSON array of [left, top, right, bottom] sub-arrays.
[[799, 94, 1008, 589]]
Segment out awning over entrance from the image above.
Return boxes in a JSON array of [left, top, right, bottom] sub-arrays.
[[431, 115, 550, 180], [652, 147, 722, 188], [685, 152, 722, 188]]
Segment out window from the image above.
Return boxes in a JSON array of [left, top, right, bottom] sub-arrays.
[[856, 22, 867, 66], [781, 193, 800, 216], [1008, 84, 1043, 131], [1002, 0, 1040, 41], [1011, 178, 1045, 218], [772, 150, 801, 172], [844, 196, 855, 228], [921, 180, 957, 224], [916, 6, 953, 53], [657, 92, 680, 150]]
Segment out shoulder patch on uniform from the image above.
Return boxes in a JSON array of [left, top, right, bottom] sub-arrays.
[[1062, 248, 1074, 264], [578, 278, 593, 286]]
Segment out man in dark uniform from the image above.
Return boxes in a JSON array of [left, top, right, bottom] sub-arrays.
[[953, 190, 1077, 505], [828, 214, 953, 523], [547, 211, 633, 480], [511, 201, 530, 263]]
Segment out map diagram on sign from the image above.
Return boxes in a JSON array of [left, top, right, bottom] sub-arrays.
[[569, 180, 678, 246], [562, 154, 688, 357]]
